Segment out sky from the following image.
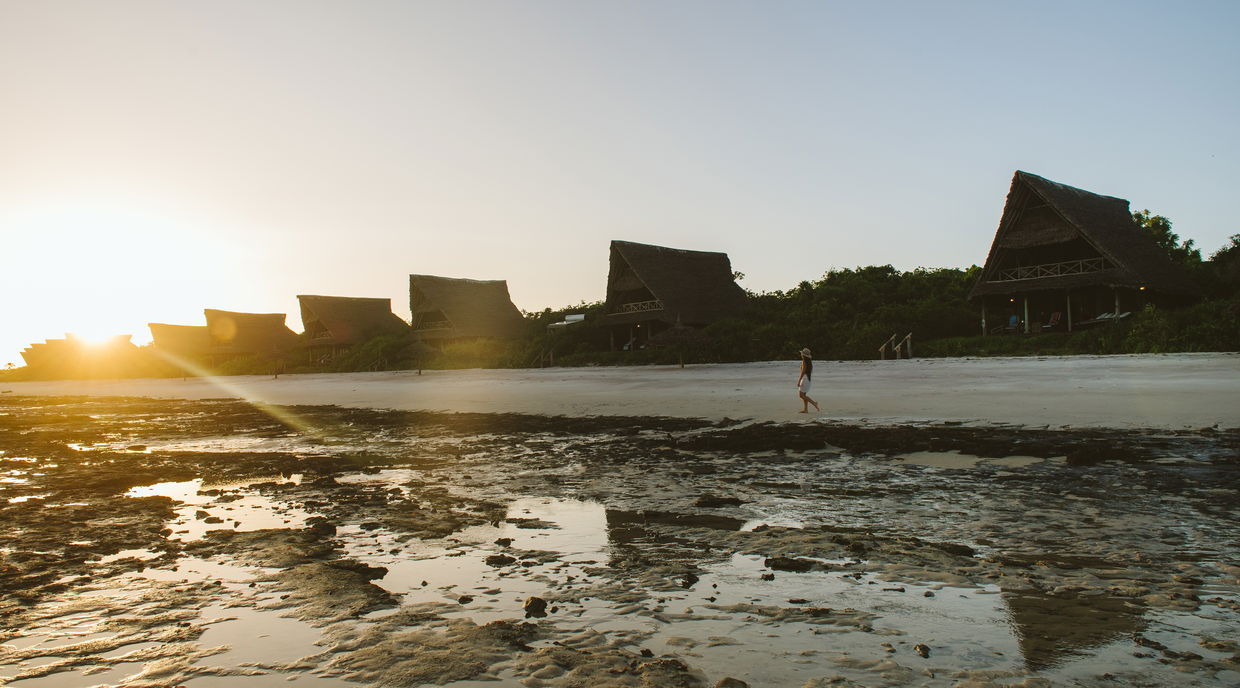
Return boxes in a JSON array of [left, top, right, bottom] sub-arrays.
[[2, 1, 1238, 366]]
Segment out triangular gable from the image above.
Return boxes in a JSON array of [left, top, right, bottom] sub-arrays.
[[970, 171, 1196, 299], [408, 276, 526, 339], [298, 296, 409, 345], [605, 240, 748, 325]]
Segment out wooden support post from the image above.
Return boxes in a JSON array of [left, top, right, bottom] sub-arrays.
[[1066, 290, 1073, 332], [1023, 296, 1030, 334], [1114, 288, 1121, 316], [981, 302, 987, 336]]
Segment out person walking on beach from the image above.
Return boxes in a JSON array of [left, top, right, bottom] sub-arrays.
[[797, 347, 820, 413]]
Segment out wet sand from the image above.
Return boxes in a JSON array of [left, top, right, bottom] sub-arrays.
[[4, 352, 1239, 430], [2, 395, 1238, 687]]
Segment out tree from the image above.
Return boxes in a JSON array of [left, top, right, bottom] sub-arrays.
[[1132, 209, 1202, 267]]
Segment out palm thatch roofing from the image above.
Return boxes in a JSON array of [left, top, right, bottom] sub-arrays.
[[148, 323, 212, 356], [21, 335, 137, 369], [408, 275, 527, 340], [603, 240, 748, 326], [203, 309, 300, 354], [298, 295, 410, 347], [969, 171, 1197, 300]]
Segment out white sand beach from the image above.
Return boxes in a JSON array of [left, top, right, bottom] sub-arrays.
[[4, 353, 1237, 429]]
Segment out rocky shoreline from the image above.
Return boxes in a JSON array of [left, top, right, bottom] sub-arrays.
[[2, 396, 1238, 687]]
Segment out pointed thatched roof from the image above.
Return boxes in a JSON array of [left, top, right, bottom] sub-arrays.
[[603, 240, 748, 326], [298, 295, 409, 346], [969, 171, 1197, 299], [203, 309, 300, 354], [148, 323, 212, 355], [408, 275, 527, 340]]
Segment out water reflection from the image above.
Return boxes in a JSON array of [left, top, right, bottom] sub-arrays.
[[1003, 589, 1146, 670]]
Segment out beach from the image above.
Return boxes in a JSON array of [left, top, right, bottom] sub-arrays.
[[4, 352, 1239, 430], [2, 354, 1239, 687]]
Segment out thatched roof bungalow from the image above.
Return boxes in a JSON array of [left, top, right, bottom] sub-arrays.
[[204, 309, 299, 354], [970, 171, 1196, 333], [147, 324, 212, 357], [21, 335, 139, 377], [297, 295, 409, 348], [602, 240, 747, 349], [149, 311, 298, 358], [408, 275, 527, 341]]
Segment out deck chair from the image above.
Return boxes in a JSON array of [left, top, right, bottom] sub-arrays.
[[1041, 312, 1062, 331]]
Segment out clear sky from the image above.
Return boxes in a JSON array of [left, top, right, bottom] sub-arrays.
[[2, 1, 1238, 366]]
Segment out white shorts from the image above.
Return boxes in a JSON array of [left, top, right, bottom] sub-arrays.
[[799, 378, 812, 396]]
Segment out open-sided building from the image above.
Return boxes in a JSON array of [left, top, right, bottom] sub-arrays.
[[297, 295, 410, 353], [602, 240, 747, 349], [408, 275, 527, 341], [969, 171, 1196, 333]]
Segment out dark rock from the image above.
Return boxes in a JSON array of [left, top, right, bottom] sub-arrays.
[[760, 573, 775, 581], [788, 598, 810, 604], [640, 648, 654, 658], [203, 516, 224, 524], [933, 542, 976, 557], [523, 596, 548, 618], [714, 678, 750, 688], [306, 517, 337, 537], [765, 556, 817, 572], [458, 595, 473, 604], [359, 522, 382, 531], [694, 495, 744, 508], [494, 537, 513, 547], [914, 643, 930, 658], [486, 554, 517, 567]]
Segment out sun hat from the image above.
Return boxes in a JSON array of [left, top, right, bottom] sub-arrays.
[[800, 348, 811, 358]]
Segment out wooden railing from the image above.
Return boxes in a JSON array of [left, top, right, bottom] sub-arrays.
[[996, 258, 1106, 282], [878, 332, 913, 360], [612, 299, 664, 314], [415, 320, 452, 331]]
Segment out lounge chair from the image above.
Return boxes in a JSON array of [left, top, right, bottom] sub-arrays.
[[1041, 312, 1062, 331]]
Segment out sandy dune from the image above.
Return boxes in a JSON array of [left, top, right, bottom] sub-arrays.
[[5, 353, 1237, 430]]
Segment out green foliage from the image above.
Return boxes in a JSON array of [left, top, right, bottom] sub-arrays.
[[1132, 209, 1202, 268]]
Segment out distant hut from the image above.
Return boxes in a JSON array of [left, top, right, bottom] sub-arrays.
[[148, 323, 212, 357], [203, 310, 299, 355], [150, 310, 297, 363], [602, 240, 747, 350], [408, 275, 527, 342], [969, 171, 1197, 334], [298, 295, 410, 357], [20, 334, 139, 378]]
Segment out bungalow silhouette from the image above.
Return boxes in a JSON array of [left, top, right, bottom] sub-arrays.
[[297, 295, 410, 358], [408, 275, 527, 342], [969, 171, 1196, 333], [602, 240, 748, 350], [149, 309, 298, 359]]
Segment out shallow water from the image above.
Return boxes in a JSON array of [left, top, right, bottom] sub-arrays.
[[1, 396, 1238, 687]]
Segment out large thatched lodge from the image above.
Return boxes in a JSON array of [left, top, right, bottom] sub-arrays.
[[603, 240, 747, 349], [408, 275, 526, 341], [969, 171, 1197, 333]]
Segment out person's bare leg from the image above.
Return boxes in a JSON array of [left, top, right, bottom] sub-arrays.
[[808, 396, 820, 412], [799, 392, 809, 413]]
